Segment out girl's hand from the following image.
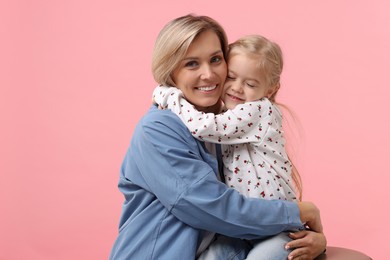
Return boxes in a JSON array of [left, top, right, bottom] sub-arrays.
[[286, 230, 327, 260], [152, 98, 165, 110]]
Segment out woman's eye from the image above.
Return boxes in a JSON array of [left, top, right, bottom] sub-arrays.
[[185, 61, 198, 68], [211, 56, 223, 63]]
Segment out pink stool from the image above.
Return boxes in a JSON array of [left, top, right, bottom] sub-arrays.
[[315, 246, 372, 259]]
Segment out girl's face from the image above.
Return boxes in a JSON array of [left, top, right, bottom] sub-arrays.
[[222, 53, 270, 109], [172, 30, 227, 112]]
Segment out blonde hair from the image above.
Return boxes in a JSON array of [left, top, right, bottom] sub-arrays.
[[228, 35, 283, 103], [152, 14, 228, 87], [229, 35, 303, 200]]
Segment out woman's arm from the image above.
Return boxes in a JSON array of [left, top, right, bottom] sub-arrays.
[[153, 85, 275, 144], [130, 108, 303, 239], [281, 202, 325, 259]]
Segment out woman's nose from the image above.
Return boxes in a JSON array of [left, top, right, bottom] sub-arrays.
[[199, 65, 213, 80]]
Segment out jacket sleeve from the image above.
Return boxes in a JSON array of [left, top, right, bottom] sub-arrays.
[[153, 86, 274, 145], [130, 109, 303, 239], [181, 99, 274, 145]]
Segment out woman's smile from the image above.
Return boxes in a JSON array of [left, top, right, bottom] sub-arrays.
[[196, 85, 217, 91]]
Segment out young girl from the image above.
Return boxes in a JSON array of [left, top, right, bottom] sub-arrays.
[[153, 35, 304, 259], [153, 35, 301, 202]]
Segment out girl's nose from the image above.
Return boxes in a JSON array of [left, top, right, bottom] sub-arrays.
[[231, 81, 243, 93]]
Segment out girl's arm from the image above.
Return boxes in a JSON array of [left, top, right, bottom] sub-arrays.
[[153, 85, 275, 144]]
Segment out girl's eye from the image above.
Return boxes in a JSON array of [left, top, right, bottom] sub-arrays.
[[184, 61, 198, 68], [227, 75, 235, 80], [246, 83, 256, 88], [211, 55, 223, 63]]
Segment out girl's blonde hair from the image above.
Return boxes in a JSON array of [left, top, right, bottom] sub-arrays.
[[229, 35, 303, 200], [228, 35, 282, 102], [152, 14, 228, 87]]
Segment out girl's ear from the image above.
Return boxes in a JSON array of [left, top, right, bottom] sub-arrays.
[[267, 83, 280, 101]]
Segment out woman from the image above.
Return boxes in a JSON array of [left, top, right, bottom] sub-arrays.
[[110, 14, 326, 260]]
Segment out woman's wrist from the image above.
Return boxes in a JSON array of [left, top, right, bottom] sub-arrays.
[[297, 201, 313, 223], [297, 201, 322, 232]]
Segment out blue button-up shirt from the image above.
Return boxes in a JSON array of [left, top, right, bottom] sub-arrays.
[[110, 106, 303, 260]]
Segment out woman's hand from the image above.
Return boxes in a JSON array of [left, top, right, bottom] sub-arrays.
[[286, 230, 327, 260], [297, 202, 323, 233]]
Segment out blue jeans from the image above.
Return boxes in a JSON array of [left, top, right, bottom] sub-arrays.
[[247, 232, 293, 260], [197, 235, 252, 260], [197, 232, 292, 260]]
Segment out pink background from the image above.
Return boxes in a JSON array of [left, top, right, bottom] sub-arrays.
[[1, 0, 389, 259]]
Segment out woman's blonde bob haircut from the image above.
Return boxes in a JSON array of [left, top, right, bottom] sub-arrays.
[[152, 14, 228, 87]]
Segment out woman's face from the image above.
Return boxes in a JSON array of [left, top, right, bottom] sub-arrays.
[[172, 30, 227, 112]]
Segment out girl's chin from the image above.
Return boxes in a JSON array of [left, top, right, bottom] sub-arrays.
[[225, 101, 243, 110]]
